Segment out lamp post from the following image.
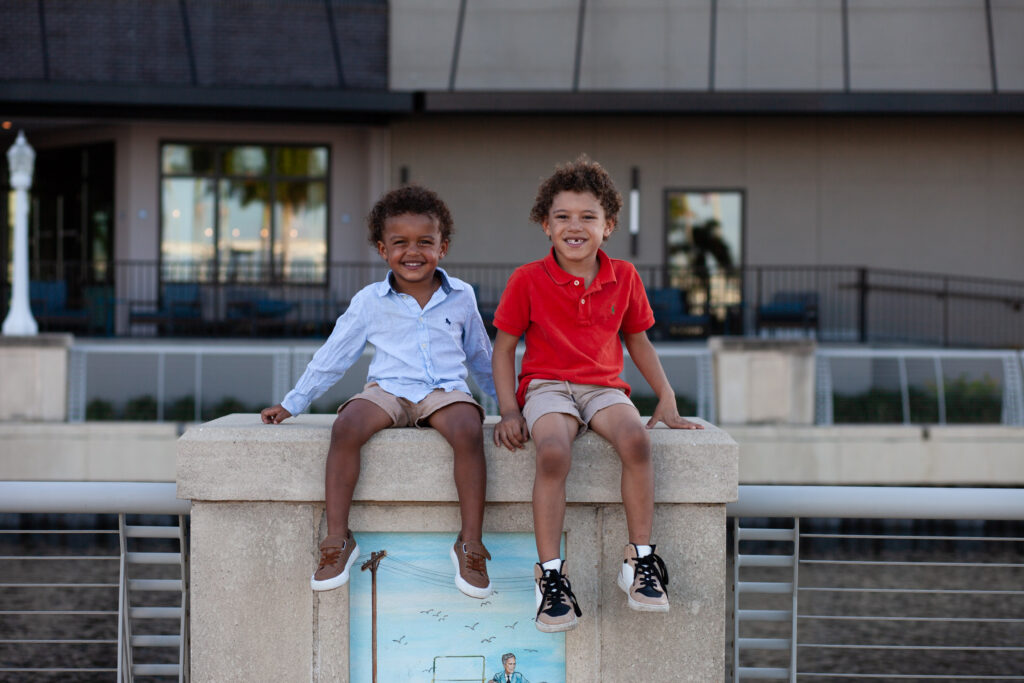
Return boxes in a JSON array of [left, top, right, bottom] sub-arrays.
[[2, 130, 38, 336]]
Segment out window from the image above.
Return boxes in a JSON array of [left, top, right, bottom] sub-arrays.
[[160, 143, 328, 283], [664, 189, 744, 331]]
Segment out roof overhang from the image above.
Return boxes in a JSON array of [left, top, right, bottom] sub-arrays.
[[0, 81, 414, 123], [420, 90, 1024, 116]]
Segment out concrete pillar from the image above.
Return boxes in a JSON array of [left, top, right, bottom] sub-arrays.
[[0, 334, 73, 421], [710, 337, 816, 425], [178, 414, 738, 681]]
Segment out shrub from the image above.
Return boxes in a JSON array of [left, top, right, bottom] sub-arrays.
[[630, 395, 698, 418], [123, 395, 158, 421], [204, 397, 251, 420], [85, 399, 117, 421], [833, 374, 1002, 424], [167, 396, 198, 422]]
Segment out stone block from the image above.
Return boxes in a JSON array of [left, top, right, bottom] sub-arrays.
[[710, 336, 815, 425], [0, 334, 72, 421], [189, 502, 317, 682]]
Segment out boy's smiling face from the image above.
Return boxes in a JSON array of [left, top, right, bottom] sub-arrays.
[[377, 212, 448, 292], [542, 190, 614, 278]]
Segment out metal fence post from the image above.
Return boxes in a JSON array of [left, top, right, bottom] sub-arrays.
[[857, 267, 868, 343]]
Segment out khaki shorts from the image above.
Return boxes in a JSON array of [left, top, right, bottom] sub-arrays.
[[339, 382, 484, 427], [521, 379, 637, 435]]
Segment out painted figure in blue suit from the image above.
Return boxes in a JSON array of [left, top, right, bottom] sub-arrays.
[[491, 652, 530, 683]]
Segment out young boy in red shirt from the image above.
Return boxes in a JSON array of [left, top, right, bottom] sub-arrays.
[[492, 157, 703, 633]]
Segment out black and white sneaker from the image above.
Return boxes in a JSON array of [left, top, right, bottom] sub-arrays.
[[617, 543, 670, 612], [534, 561, 582, 633]]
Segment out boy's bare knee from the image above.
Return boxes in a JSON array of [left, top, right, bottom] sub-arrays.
[[534, 442, 572, 480], [447, 423, 484, 456], [616, 424, 651, 467], [331, 413, 372, 449]]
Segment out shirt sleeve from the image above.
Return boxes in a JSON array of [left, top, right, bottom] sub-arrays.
[[281, 293, 370, 415], [492, 267, 530, 338], [620, 264, 656, 334], [460, 286, 497, 401]]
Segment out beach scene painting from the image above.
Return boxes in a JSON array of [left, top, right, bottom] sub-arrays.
[[349, 532, 565, 683]]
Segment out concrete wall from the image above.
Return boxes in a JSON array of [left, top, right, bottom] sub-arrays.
[[390, 115, 1024, 283], [177, 414, 738, 682], [732, 424, 1024, 485], [5, 419, 1022, 487], [0, 422, 179, 481]]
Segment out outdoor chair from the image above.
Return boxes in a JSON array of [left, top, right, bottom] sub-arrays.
[[130, 282, 203, 335], [29, 280, 90, 332], [647, 287, 710, 339], [756, 290, 819, 335]]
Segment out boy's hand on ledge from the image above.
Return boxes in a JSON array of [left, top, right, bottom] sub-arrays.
[[261, 404, 292, 425], [494, 412, 529, 450], [646, 397, 704, 430]]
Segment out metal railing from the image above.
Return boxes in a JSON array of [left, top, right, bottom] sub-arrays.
[[68, 341, 716, 423], [815, 347, 1024, 426], [6, 261, 1024, 347], [0, 482, 190, 682], [729, 486, 1024, 681], [67, 342, 297, 423]]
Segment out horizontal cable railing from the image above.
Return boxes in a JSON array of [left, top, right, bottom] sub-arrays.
[[730, 487, 1024, 682], [4, 261, 1023, 346], [0, 483, 189, 682]]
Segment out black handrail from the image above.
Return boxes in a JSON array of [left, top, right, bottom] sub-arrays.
[[3, 261, 1022, 347]]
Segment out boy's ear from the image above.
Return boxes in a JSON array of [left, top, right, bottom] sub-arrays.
[[440, 238, 449, 259], [376, 241, 387, 259], [541, 220, 552, 240], [603, 218, 616, 239]]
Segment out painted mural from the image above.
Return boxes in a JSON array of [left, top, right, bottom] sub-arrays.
[[349, 532, 565, 683]]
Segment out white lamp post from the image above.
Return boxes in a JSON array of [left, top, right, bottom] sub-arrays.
[[3, 130, 38, 336]]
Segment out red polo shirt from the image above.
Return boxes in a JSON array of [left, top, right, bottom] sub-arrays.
[[493, 248, 655, 407]]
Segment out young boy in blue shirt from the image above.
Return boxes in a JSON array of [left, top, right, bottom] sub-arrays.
[[492, 157, 703, 632], [261, 185, 496, 599]]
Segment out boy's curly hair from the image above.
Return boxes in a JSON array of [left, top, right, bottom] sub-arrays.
[[529, 155, 623, 229], [367, 185, 454, 246]]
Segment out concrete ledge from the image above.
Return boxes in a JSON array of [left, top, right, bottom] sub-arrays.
[[732, 424, 1024, 485], [177, 414, 738, 504], [0, 422, 181, 481]]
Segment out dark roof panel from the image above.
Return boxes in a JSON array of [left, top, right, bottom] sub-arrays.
[[44, 0, 193, 84], [186, 0, 339, 88], [0, 0, 389, 91], [0, 2, 47, 81], [333, 1, 388, 90]]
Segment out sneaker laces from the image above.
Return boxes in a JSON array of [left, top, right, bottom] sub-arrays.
[[317, 538, 348, 570], [634, 552, 669, 593], [463, 548, 487, 572], [537, 569, 582, 618], [318, 547, 341, 570]]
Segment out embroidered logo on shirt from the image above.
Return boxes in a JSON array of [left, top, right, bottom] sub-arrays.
[[445, 318, 451, 326]]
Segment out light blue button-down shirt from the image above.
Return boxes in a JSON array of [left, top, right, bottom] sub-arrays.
[[281, 268, 496, 416]]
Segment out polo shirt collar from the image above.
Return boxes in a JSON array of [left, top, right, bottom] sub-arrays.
[[374, 267, 459, 297], [542, 247, 617, 288]]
